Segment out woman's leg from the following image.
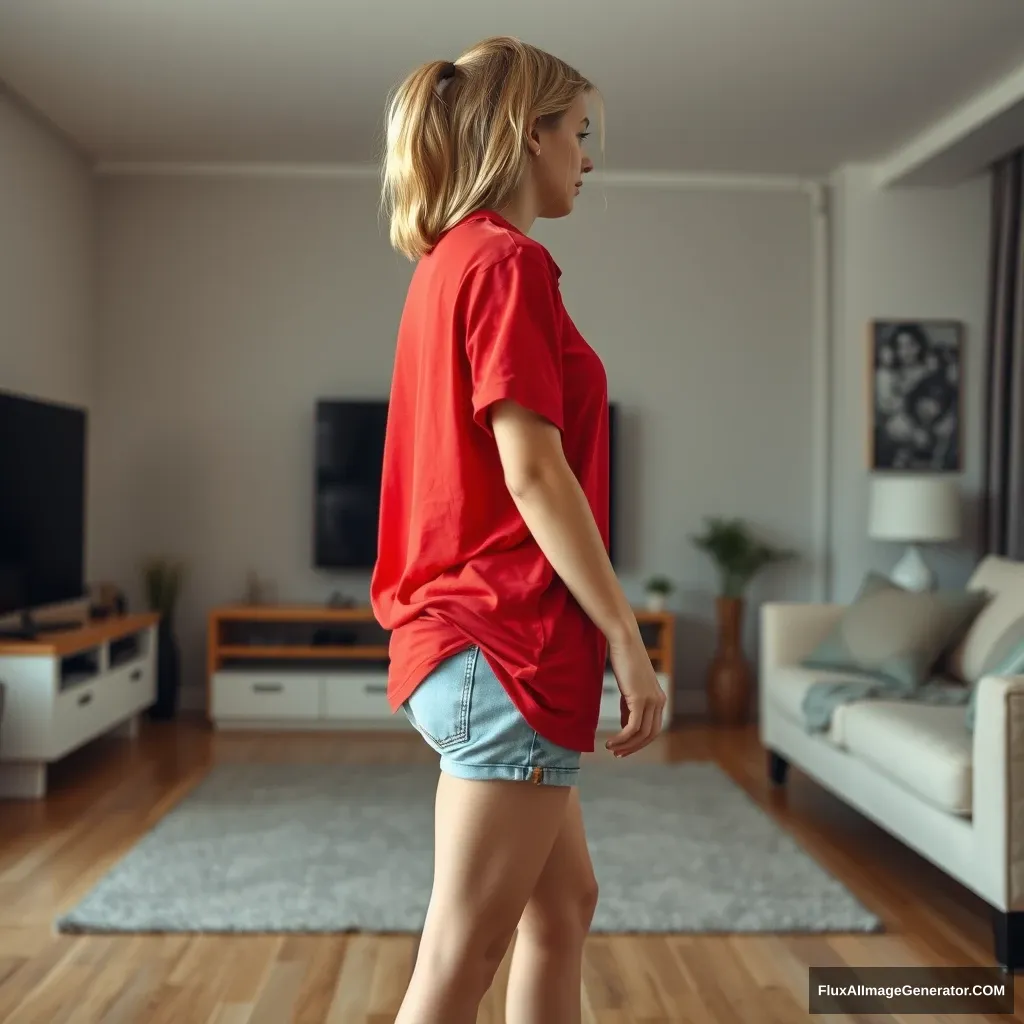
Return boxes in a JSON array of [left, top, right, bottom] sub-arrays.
[[395, 772, 573, 1024], [505, 786, 597, 1024]]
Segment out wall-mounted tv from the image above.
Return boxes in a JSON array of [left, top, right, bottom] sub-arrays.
[[314, 399, 389, 569], [314, 398, 619, 570], [0, 389, 87, 626]]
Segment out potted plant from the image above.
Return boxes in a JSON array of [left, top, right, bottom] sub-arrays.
[[643, 574, 675, 612], [690, 517, 794, 725], [142, 557, 185, 720]]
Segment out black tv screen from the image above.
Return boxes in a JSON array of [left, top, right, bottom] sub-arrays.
[[313, 398, 619, 570], [0, 390, 87, 618], [314, 400, 389, 568]]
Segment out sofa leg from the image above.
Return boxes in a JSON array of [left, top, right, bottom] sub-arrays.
[[994, 910, 1024, 972], [767, 750, 789, 786]]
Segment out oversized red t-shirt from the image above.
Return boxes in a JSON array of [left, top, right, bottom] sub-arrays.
[[370, 208, 610, 752]]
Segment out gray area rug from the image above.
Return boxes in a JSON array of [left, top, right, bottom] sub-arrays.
[[56, 761, 881, 935]]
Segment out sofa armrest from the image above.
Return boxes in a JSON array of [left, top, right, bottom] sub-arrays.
[[760, 602, 845, 672], [973, 672, 1024, 911]]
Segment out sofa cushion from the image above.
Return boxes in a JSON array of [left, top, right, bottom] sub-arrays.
[[840, 701, 972, 815], [800, 572, 988, 693], [946, 556, 1024, 683], [766, 665, 864, 746]]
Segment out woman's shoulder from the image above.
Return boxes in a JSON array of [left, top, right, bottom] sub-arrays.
[[439, 210, 561, 282]]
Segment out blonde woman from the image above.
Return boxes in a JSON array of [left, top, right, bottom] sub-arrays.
[[370, 36, 666, 1024]]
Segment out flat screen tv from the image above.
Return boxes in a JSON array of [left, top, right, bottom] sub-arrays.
[[314, 398, 619, 569], [0, 390, 87, 626]]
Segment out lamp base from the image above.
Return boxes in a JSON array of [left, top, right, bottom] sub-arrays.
[[890, 544, 935, 592]]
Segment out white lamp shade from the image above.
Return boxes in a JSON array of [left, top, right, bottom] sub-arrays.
[[868, 475, 961, 543]]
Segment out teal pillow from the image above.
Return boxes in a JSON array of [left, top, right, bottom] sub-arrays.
[[802, 572, 989, 694]]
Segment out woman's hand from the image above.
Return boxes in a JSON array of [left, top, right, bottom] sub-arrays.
[[605, 634, 666, 756]]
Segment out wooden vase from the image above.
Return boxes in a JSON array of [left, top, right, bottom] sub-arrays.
[[706, 596, 753, 726]]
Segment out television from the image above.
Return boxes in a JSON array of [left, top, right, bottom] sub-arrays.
[[314, 399, 389, 568], [314, 398, 619, 569], [0, 389, 87, 632]]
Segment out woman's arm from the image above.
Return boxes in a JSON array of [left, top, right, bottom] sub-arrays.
[[489, 399, 666, 755]]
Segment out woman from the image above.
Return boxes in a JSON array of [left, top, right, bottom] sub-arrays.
[[370, 36, 666, 1024]]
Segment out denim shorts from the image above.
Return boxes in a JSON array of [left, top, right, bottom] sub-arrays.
[[402, 645, 581, 787]]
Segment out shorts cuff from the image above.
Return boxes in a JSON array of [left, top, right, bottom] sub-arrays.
[[438, 757, 579, 787]]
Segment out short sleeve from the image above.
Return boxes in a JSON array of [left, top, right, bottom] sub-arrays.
[[462, 247, 564, 435]]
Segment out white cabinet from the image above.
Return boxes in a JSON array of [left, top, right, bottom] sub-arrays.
[[0, 615, 159, 798], [211, 669, 411, 731]]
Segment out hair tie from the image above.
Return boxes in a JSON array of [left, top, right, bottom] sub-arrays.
[[435, 61, 458, 98]]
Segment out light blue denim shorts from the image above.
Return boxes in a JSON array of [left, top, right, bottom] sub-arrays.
[[402, 645, 581, 787]]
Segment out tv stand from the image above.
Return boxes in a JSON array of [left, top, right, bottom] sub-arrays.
[[206, 604, 676, 732], [0, 613, 160, 798]]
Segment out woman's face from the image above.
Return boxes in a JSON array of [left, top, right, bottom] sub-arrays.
[[530, 92, 594, 219]]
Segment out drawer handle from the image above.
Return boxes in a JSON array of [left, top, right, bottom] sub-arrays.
[[78, 692, 93, 706], [363, 683, 387, 695], [130, 669, 142, 682], [603, 686, 617, 695], [252, 683, 284, 694]]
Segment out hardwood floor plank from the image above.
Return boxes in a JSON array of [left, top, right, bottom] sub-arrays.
[[290, 937, 351, 1024], [324, 934, 376, 1022], [0, 717, 1012, 1023], [248, 958, 308, 1024]]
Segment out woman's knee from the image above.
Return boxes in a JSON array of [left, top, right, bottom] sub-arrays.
[[520, 875, 599, 948], [419, 917, 516, 991]]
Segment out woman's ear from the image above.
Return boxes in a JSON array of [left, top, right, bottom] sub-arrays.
[[525, 117, 542, 156]]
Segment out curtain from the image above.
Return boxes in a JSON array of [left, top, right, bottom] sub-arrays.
[[983, 150, 1024, 560]]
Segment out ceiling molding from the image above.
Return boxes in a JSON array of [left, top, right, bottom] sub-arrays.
[[93, 160, 821, 193], [587, 169, 821, 193], [872, 56, 1024, 187], [93, 161, 382, 180]]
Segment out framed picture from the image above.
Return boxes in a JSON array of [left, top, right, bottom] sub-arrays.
[[868, 319, 963, 472]]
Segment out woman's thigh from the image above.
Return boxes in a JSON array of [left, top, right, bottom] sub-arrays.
[[419, 770, 573, 958]]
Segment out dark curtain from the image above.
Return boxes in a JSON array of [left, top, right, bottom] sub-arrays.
[[983, 150, 1024, 560]]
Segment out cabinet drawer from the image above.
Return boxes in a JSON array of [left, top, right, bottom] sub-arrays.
[[53, 680, 113, 757], [212, 671, 321, 720], [110, 658, 155, 715], [323, 673, 392, 721]]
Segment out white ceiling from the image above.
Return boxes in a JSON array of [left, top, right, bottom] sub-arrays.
[[2, 0, 1024, 177]]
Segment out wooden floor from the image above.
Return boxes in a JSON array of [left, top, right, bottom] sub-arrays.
[[0, 716, 1018, 1023]]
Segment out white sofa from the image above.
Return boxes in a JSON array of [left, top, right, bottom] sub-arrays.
[[759, 555, 1024, 972]]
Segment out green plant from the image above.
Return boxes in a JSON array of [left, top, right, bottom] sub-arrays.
[[690, 517, 794, 598], [644, 574, 675, 595], [142, 557, 185, 621]]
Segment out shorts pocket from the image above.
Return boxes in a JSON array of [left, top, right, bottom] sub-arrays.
[[403, 646, 478, 751]]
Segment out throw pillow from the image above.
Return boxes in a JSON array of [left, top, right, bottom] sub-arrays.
[[965, 614, 1024, 731], [801, 572, 989, 694]]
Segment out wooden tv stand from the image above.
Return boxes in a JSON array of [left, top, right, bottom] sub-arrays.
[[0, 613, 160, 799], [207, 603, 675, 732]]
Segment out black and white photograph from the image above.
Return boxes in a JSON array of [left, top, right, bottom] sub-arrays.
[[869, 319, 963, 472]]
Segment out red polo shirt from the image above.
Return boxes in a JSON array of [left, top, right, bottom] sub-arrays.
[[370, 209, 610, 752]]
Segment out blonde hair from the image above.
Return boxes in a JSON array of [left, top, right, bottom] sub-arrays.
[[381, 36, 596, 260]]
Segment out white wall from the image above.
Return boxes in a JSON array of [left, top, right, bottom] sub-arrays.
[[93, 175, 819, 709], [0, 89, 98, 578], [828, 165, 991, 600], [0, 91, 96, 411]]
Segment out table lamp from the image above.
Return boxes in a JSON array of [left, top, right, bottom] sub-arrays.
[[868, 475, 961, 591]]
